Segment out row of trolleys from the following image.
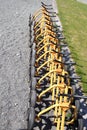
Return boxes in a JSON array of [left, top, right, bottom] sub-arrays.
[[28, 2, 84, 130]]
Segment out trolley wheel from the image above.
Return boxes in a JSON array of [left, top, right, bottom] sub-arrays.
[[31, 77, 37, 90], [30, 66, 35, 77], [28, 107, 35, 130], [30, 90, 37, 107], [75, 99, 80, 112], [78, 118, 83, 130]]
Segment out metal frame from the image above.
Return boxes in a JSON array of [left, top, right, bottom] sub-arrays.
[[32, 4, 78, 130]]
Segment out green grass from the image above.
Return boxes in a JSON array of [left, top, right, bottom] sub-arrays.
[[56, 0, 87, 94]]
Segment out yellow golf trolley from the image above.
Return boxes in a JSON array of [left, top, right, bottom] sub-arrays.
[[28, 2, 84, 130]]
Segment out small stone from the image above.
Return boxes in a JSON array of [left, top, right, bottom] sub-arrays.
[[14, 103, 18, 106], [83, 114, 87, 119], [80, 98, 84, 103], [83, 127, 86, 130], [80, 109, 83, 112], [16, 12, 18, 15], [1, 112, 4, 115], [84, 103, 86, 106], [16, 53, 20, 56]]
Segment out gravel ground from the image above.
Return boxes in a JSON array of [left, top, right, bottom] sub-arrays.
[[0, 0, 52, 130]]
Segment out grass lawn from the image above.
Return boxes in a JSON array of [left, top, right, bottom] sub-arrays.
[[56, 0, 87, 94]]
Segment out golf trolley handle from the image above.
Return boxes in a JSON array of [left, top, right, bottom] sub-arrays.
[[42, 4, 53, 10], [54, 25, 61, 28], [45, 16, 58, 23], [63, 52, 71, 56], [41, 2, 52, 6], [44, 12, 56, 17], [65, 61, 76, 65], [58, 93, 87, 99], [54, 59, 76, 66], [52, 50, 64, 54], [45, 22, 60, 28], [58, 93, 73, 98], [45, 27, 57, 35], [47, 11, 57, 14], [49, 71, 81, 80], [50, 41, 57, 45], [70, 76, 81, 80], [58, 36, 65, 40], [52, 20, 59, 23], [49, 34, 57, 39], [54, 59, 63, 64], [59, 43, 67, 47]]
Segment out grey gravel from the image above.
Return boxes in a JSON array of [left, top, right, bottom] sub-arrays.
[[0, 0, 52, 130]]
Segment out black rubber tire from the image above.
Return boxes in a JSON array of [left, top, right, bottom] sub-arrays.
[[28, 107, 35, 130], [30, 90, 37, 107], [78, 118, 83, 130], [30, 66, 35, 77], [75, 99, 80, 112]]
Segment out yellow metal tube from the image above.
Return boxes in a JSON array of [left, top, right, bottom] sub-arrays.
[[38, 69, 62, 84]]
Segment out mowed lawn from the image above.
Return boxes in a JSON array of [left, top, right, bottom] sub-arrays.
[[56, 0, 87, 93]]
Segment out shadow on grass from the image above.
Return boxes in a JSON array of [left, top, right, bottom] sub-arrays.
[[73, 56, 87, 62], [82, 90, 87, 94], [76, 64, 83, 68], [81, 80, 87, 84], [77, 71, 87, 76]]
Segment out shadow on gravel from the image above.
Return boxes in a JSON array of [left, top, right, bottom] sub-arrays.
[[32, 81, 56, 130], [76, 85, 87, 129]]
